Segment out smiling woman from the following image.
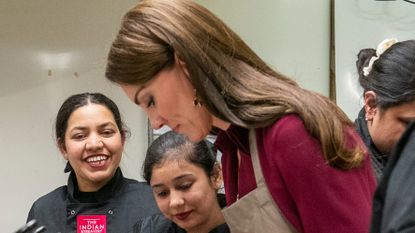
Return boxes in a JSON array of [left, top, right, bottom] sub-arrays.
[[26, 92, 159, 233]]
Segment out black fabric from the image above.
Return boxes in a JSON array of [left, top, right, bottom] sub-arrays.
[[132, 214, 182, 233], [132, 194, 229, 233], [216, 193, 227, 209], [370, 122, 415, 233], [27, 168, 160, 233], [132, 214, 230, 233], [64, 161, 73, 173], [355, 107, 388, 180], [71, 168, 124, 203]]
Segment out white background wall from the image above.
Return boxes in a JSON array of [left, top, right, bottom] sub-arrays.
[[335, 0, 415, 119], [0, 0, 329, 231], [197, 0, 330, 95], [0, 1, 148, 232]]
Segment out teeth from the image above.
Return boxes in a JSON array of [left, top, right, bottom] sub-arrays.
[[86, 156, 107, 163]]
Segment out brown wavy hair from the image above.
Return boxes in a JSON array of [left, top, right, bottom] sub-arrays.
[[106, 0, 364, 169]]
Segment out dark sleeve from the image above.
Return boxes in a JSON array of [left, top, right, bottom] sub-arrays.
[[26, 203, 36, 222], [374, 123, 415, 233]]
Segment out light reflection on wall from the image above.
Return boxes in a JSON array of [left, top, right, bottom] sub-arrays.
[[38, 52, 73, 70]]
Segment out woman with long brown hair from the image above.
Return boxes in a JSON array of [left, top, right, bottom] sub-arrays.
[[106, 1, 376, 232]]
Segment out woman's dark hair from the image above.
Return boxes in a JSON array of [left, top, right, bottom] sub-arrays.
[[55, 92, 126, 146], [143, 131, 217, 184], [356, 40, 415, 109]]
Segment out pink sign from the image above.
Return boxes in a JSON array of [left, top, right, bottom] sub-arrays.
[[77, 215, 107, 233]]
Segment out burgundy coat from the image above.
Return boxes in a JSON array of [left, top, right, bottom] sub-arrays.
[[215, 114, 376, 233]]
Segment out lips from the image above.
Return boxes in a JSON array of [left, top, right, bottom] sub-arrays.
[[85, 155, 109, 168], [174, 210, 192, 221]]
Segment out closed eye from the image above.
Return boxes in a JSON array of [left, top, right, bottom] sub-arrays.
[[155, 190, 169, 198], [147, 96, 155, 108], [399, 117, 415, 126], [178, 183, 193, 191], [101, 129, 116, 137], [71, 132, 87, 140]]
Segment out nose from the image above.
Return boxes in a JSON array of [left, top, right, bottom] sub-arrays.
[[148, 113, 166, 130], [85, 134, 103, 151], [169, 191, 185, 209]]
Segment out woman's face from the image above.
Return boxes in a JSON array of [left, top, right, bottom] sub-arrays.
[[61, 103, 124, 191], [150, 159, 223, 233], [120, 62, 213, 142], [367, 100, 415, 155]]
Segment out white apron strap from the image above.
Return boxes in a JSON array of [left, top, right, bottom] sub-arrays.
[[221, 129, 298, 233]]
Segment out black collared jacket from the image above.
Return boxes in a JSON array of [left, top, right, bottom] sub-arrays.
[[132, 194, 229, 233], [371, 122, 415, 233], [132, 214, 230, 233], [27, 168, 159, 233]]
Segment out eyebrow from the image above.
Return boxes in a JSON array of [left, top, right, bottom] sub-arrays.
[[151, 173, 194, 189], [69, 126, 88, 132], [98, 122, 117, 128], [69, 122, 116, 132]]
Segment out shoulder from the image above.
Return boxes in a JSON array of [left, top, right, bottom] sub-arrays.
[[124, 178, 152, 189], [28, 186, 68, 221], [122, 178, 153, 195], [260, 114, 310, 142], [258, 114, 320, 162], [256, 114, 354, 182], [31, 186, 67, 209], [118, 178, 160, 214]]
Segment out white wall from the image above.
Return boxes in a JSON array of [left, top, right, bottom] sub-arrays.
[[0, 1, 147, 232], [196, 0, 330, 96], [335, 0, 415, 119], [0, 0, 330, 232]]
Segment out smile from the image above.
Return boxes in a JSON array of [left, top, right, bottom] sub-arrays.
[[174, 210, 192, 221], [85, 155, 109, 168], [86, 155, 108, 162]]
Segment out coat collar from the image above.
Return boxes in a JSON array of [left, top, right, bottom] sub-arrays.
[[67, 168, 124, 203], [215, 124, 250, 155]]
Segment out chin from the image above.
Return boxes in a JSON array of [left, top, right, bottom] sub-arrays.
[[90, 169, 114, 180], [89, 174, 111, 183], [187, 133, 208, 142]]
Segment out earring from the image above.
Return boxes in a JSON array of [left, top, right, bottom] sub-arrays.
[[193, 96, 202, 107], [193, 89, 202, 107]]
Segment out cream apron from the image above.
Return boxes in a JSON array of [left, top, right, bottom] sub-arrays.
[[222, 130, 297, 233]]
